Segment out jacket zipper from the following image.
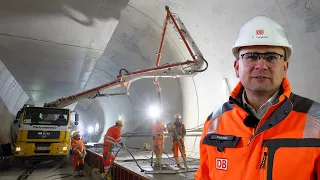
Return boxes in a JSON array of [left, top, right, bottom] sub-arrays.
[[259, 147, 268, 180], [260, 149, 268, 169]]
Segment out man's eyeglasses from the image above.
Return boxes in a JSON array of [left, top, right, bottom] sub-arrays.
[[239, 52, 285, 67]]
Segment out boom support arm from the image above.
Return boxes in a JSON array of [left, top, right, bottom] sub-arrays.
[[44, 6, 208, 108]]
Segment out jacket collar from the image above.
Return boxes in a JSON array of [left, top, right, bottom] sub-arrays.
[[229, 77, 292, 107]]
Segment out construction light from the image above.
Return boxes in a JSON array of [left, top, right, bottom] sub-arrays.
[[88, 126, 94, 133], [148, 105, 161, 119]]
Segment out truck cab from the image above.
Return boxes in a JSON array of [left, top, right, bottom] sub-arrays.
[[13, 105, 78, 163]]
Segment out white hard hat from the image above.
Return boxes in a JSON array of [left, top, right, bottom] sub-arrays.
[[232, 16, 292, 59], [174, 114, 181, 119]]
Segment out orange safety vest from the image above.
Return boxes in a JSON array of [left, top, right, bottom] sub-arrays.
[[104, 125, 122, 145], [152, 121, 165, 141], [170, 122, 185, 142], [71, 138, 85, 155], [195, 77, 320, 180]]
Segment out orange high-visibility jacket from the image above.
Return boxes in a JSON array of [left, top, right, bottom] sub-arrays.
[[152, 121, 166, 141], [168, 122, 186, 142], [71, 138, 85, 155], [104, 125, 122, 145], [195, 77, 320, 180]]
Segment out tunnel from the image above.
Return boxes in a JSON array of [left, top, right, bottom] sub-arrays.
[[0, 0, 320, 180]]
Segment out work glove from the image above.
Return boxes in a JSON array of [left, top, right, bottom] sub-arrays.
[[177, 135, 182, 140], [122, 145, 127, 150], [78, 152, 84, 158]]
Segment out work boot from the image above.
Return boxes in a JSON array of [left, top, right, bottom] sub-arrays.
[[175, 157, 181, 168], [183, 157, 188, 169]]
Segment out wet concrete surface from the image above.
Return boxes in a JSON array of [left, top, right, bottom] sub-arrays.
[[0, 147, 199, 180], [91, 147, 199, 180], [0, 156, 91, 180]]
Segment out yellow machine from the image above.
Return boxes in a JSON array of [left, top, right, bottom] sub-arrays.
[[11, 5, 207, 171], [13, 104, 79, 165]]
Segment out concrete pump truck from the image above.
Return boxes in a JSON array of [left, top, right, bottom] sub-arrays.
[[11, 6, 208, 166]]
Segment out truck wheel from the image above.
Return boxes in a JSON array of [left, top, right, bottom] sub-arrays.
[[59, 155, 69, 168]]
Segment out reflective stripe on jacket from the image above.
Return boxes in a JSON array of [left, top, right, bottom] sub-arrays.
[[195, 77, 320, 180], [71, 138, 85, 154], [104, 125, 122, 145]]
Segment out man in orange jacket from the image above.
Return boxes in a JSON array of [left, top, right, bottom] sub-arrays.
[[71, 131, 86, 177], [152, 117, 166, 167], [103, 120, 126, 174], [195, 16, 320, 180], [168, 114, 187, 168]]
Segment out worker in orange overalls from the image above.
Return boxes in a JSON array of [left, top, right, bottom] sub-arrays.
[[168, 114, 186, 168], [103, 120, 126, 175], [152, 117, 166, 167], [71, 131, 86, 177]]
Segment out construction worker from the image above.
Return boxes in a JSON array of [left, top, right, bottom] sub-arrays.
[[152, 117, 166, 167], [195, 15, 320, 180], [168, 114, 186, 168], [71, 131, 86, 177], [103, 120, 126, 175]]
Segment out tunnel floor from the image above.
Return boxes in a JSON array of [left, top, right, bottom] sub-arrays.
[[0, 147, 199, 180], [90, 146, 199, 180], [0, 156, 91, 180]]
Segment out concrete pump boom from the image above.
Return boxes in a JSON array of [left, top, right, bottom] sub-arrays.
[[43, 6, 208, 108]]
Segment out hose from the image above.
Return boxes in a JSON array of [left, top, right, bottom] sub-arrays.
[[107, 148, 122, 175], [162, 150, 176, 163], [125, 148, 145, 172], [107, 147, 145, 177], [194, 57, 208, 73], [119, 68, 129, 75]]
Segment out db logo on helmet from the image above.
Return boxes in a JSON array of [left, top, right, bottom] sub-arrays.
[[256, 29, 264, 35]]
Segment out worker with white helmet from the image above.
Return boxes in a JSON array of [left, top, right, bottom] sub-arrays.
[[103, 120, 126, 177], [71, 131, 86, 177], [195, 16, 320, 179], [167, 113, 187, 168]]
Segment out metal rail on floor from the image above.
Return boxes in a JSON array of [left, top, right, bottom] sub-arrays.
[[86, 149, 151, 180]]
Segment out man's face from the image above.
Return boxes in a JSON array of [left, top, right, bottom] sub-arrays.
[[234, 46, 288, 94]]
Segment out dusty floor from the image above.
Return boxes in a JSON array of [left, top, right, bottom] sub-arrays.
[[0, 147, 199, 180], [90, 146, 199, 180], [0, 156, 91, 180]]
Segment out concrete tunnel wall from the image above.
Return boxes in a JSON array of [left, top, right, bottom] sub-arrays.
[[73, 4, 185, 154], [0, 61, 30, 145], [65, 2, 241, 157], [71, 0, 320, 158], [0, 0, 319, 160]]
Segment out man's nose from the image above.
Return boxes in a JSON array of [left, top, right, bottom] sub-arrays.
[[254, 57, 268, 69]]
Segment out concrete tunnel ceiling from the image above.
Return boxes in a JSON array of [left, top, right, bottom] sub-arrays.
[[0, 0, 320, 154]]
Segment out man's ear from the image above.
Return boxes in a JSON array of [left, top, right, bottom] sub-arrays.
[[234, 60, 239, 78], [284, 60, 289, 76]]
